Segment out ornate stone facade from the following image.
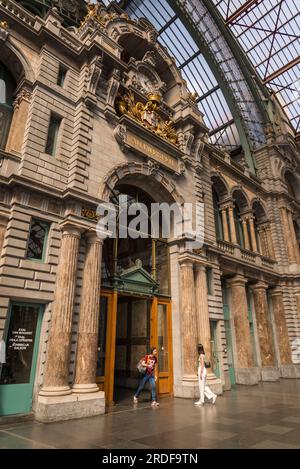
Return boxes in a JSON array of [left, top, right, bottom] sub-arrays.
[[0, 0, 299, 421]]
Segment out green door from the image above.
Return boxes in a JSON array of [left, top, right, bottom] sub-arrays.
[[210, 320, 220, 378], [0, 303, 43, 416], [223, 303, 236, 386]]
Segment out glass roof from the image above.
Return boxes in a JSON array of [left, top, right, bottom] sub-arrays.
[[212, 0, 300, 134]]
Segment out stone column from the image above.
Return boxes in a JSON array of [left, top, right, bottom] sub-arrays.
[[73, 233, 103, 393], [287, 209, 300, 262], [265, 224, 275, 259], [0, 215, 8, 255], [227, 275, 257, 384], [194, 263, 222, 393], [194, 264, 212, 367], [280, 207, 295, 262], [241, 218, 250, 250], [180, 260, 198, 378], [252, 282, 278, 380], [221, 208, 230, 242], [5, 88, 31, 154], [270, 288, 292, 366], [40, 225, 81, 396], [248, 216, 258, 252], [228, 205, 237, 244]]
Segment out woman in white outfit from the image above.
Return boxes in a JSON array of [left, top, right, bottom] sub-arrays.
[[195, 344, 217, 406]]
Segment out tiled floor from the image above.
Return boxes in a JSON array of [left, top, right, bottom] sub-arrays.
[[1, 380, 300, 449]]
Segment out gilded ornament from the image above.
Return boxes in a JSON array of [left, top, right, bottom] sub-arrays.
[[115, 92, 178, 146], [0, 20, 8, 30]]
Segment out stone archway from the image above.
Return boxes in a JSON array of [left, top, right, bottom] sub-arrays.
[[101, 161, 185, 205]]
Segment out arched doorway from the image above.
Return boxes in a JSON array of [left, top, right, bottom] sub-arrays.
[[96, 181, 174, 405]]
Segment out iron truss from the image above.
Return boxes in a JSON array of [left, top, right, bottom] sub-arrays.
[[213, 0, 300, 135]]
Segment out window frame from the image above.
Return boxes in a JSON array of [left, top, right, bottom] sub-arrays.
[[26, 218, 50, 263]]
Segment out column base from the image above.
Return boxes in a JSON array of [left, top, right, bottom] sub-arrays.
[[261, 366, 280, 381], [39, 386, 72, 397], [72, 383, 99, 394], [235, 367, 260, 385], [35, 391, 105, 422], [174, 374, 223, 398], [280, 364, 299, 378]]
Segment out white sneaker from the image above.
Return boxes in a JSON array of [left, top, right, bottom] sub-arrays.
[[212, 395, 217, 404], [133, 396, 138, 404], [194, 401, 204, 406]]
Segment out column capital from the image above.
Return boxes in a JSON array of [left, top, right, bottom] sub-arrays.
[[84, 230, 105, 245], [227, 274, 247, 287], [252, 280, 269, 291], [60, 222, 83, 239], [269, 287, 283, 297], [194, 262, 207, 272], [179, 258, 194, 268]]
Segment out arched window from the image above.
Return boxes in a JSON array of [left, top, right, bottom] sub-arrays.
[[0, 63, 16, 150], [212, 188, 223, 241]]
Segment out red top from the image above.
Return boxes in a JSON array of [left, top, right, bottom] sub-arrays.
[[144, 354, 157, 375]]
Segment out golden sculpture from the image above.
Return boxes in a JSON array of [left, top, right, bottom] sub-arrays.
[[115, 92, 178, 145], [80, 3, 129, 29], [0, 20, 8, 30]]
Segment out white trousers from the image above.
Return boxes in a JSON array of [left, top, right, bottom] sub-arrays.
[[198, 368, 216, 403]]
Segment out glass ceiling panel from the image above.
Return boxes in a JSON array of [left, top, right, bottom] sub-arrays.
[[213, 0, 300, 134]]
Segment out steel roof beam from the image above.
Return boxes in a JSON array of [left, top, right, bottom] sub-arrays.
[[263, 56, 300, 83]]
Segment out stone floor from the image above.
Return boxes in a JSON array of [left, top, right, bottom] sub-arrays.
[[1, 380, 300, 449]]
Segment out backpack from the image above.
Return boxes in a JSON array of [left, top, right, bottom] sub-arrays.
[[137, 357, 147, 374]]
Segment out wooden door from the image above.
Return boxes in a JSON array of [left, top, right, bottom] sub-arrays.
[[151, 298, 173, 396]]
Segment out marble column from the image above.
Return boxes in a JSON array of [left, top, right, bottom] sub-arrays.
[[242, 218, 250, 250], [227, 275, 255, 384], [270, 288, 292, 365], [180, 260, 198, 378], [228, 205, 237, 244], [248, 216, 258, 252], [0, 215, 8, 255], [265, 224, 275, 259], [5, 88, 31, 154], [73, 233, 103, 393], [194, 264, 212, 368], [40, 225, 81, 396], [280, 207, 295, 262], [287, 209, 300, 262], [252, 282, 278, 380], [221, 208, 230, 242]]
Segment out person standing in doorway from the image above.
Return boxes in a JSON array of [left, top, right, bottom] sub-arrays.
[[134, 347, 159, 406], [195, 343, 217, 406]]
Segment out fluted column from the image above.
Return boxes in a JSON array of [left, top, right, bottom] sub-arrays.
[[270, 288, 292, 365], [241, 218, 250, 250], [40, 225, 81, 396], [248, 216, 258, 252], [252, 282, 275, 367], [73, 233, 103, 393], [221, 208, 230, 242], [180, 260, 198, 378], [228, 205, 237, 244], [227, 275, 253, 369], [194, 264, 212, 370]]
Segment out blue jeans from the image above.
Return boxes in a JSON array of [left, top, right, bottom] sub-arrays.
[[134, 373, 156, 401]]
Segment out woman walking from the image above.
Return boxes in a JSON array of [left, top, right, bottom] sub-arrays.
[[133, 347, 159, 407], [195, 343, 217, 406]]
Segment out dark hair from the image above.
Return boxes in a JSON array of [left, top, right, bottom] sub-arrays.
[[197, 344, 205, 354], [150, 347, 157, 354]]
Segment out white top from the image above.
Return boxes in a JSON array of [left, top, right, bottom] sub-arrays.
[[0, 339, 6, 364]]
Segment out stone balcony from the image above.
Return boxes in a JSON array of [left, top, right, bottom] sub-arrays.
[[216, 240, 276, 270]]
